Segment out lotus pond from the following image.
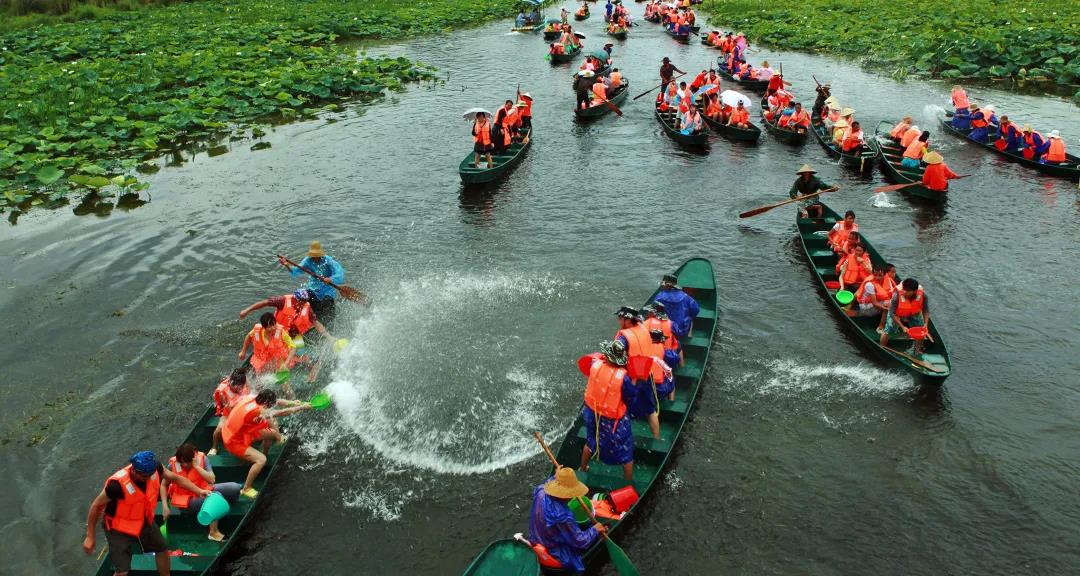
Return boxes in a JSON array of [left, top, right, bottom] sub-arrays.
[[0, 0, 520, 219]]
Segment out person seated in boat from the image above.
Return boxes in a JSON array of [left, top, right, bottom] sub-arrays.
[[162, 442, 244, 543], [842, 121, 866, 154], [579, 340, 636, 481], [239, 312, 296, 384], [658, 81, 679, 113], [527, 466, 606, 573], [558, 27, 576, 48], [703, 69, 722, 94], [703, 93, 723, 121], [967, 104, 996, 142], [839, 231, 863, 256], [675, 80, 695, 111], [785, 102, 811, 132], [470, 112, 494, 169], [549, 41, 566, 56], [876, 262, 900, 332], [222, 389, 312, 499], [727, 100, 750, 128], [239, 288, 333, 352], [689, 69, 708, 91], [993, 115, 1022, 152], [83, 450, 211, 576], [921, 151, 959, 192], [839, 106, 855, 128], [676, 12, 691, 35], [900, 131, 930, 168], [879, 278, 931, 355], [686, 8, 696, 25], [529, 7, 540, 24], [899, 123, 921, 148], [516, 10, 528, 27], [652, 273, 700, 342], [681, 104, 704, 135], [827, 210, 858, 252], [642, 303, 681, 370], [1042, 130, 1067, 164], [889, 116, 913, 140], [836, 243, 871, 291], [575, 3, 588, 18], [790, 164, 830, 219], [574, 70, 595, 111], [847, 266, 893, 318], [831, 119, 849, 147], [210, 367, 251, 455], [951, 85, 970, 118], [608, 68, 623, 89], [1020, 125, 1048, 160], [823, 101, 841, 128], [706, 29, 721, 45]]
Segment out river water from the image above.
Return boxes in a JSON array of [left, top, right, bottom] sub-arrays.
[[2, 10, 1079, 576]]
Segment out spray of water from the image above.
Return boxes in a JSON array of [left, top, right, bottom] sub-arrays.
[[755, 358, 912, 397]]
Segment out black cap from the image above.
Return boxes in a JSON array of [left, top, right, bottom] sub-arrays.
[[661, 274, 678, 286], [615, 306, 640, 320]]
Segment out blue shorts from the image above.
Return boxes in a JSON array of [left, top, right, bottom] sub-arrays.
[[626, 380, 658, 420], [582, 406, 634, 465], [900, 157, 920, 168]]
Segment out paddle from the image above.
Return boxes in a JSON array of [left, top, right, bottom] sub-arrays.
[[882, 346, 945, 373], [738, 186, 839, 218], [873, 175, 971, 193], [632, 72, 686, 100], [277, 255, 367, 304], [532, 432, 641, 576]]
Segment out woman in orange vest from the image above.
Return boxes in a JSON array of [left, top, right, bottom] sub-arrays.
[[827, 210, 858, 253], [222, 389, 312, 498], [966, 103, 996, 142], [849, 266, 892, 318], [83, 450, 209, 575], [470, 112, 494, 168], [579, 340, 636, 481], [836, 244, 871, 290], [921, 151, 959, 192], [842, 120, 866, 153], [163, 442, 243, 542], [901, 131, 930, 168], [238, 312, 295, 390], [899, 124, 921, 148], [781, 102, 811, 131], [1042, 130, 1067, 163], [889, 116, 914, 140], [704, 93, 723, 121], [727, 101, 750, 128], [879, 278, 932, 354], [209, 367, 250, 455]]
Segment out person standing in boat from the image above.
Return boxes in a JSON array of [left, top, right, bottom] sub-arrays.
[[642, 303, 680, 369], [574, 70, 595, 111], [82, 450, 211, 576], [579, 341, 636, 482], [813, 82, 831, 112], [652, 274, 699, 343], [950, 85, 970, 128], [209, 367, 251, 455], [788, 164, 831, 219], [222, 389, 312, 499], [469, 112, 494, 169], [527, 467, 606, 572], [613, 307, 661, 439], [879, 278, 932, 355], [659, 57, 685, 92], [278, 241, 345, 321]]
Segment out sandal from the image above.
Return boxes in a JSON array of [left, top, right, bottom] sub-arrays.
[[240, 487, 259, 500], [208, 533, 228, 543]]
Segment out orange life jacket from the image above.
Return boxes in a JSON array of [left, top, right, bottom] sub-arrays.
[[583, 360, 628, 419], [103, 465, 160, 537], [828, 222, 857, 251], [609, 72, 622, 87], [275, 295, 315, 336], [592, 81, 607, 101], [788, 110, 810, 128], [1045, 138, 1066, 162], [843, 129, 864, 151], [222, 395, 264, 456], [531, 543, 563, 569], [644, 316, 677, 350], [903, 138, 926, 160], [900, 127, 920, 148], [970, 111, 988, 129], [616, 324, 651, 358], [889, 121, 911, 139], [836, 251, 870, 285], [895, 289, 925, 318], [166, 453, 211, 509], [951, 88, 969, 110], [705, 99, 721, 117], [730, 108, 749, 124], [473, 121, 491, 145], [213, 378, 250, 416], [520, 97, 533, 118], [856, 277, 890, 305], [249, 324, 290, 374]]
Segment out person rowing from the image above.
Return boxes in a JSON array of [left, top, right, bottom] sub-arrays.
[[221, 389, 312, 499], [921, 152, 960, 193], [526, 467, 605, 572], [659, 57, 685, 92], [574, 69, 595, 111], [579, 341, 636, 481], [789, 164, 830, 219], [278, 241, 346, 321]]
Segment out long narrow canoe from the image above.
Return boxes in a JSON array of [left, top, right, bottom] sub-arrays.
[[568, 65, 611, 91], [512, 25, 543, 33], [938, 111, 1080, 181], [462, 539, 539, 576], [461, 259, 718, 575], [574, 11, 589, 20], [697, 103, 760, 142], [459, 126, 532, 185], [644, 13, 660, 23], [665, 26, 690, 43], [867, 120, 946, 203], [810, 109, 875, 172], [549, 44, 581, 64], [607, 28, 628, 40], [796, 204, 951, 384], [93, 405, 289, 575], [716, 59, 769, 92], [757, 95, 808, 145], [575, 81, 629, 120], [655, 101, 709, 147]]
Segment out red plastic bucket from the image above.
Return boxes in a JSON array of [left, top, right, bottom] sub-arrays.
[[825, 280, 841, 290], [907, 326, 928, 341], [608, 486, 639, 513]]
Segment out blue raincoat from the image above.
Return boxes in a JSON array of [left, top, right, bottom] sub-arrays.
[[967, 111, 997, 142], [582, 398, 634, 466], [288, 255, 345, 301], [528, 480, 599, 572], [652, 288, 700, 339]]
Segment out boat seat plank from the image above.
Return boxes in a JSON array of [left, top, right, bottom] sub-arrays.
[[695, 307, 716, 320], [684, 333, 712, 349], [130, 553, 216, 572], [809, 249, 834, 259]]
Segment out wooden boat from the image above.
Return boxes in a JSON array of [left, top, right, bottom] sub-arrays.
[[810, 109, 875, 172], [654, 101, 709, 147], [575, 81, 629, 120], [938, 111, 1080, 181], [696, 103, 760, 143], [796, 203, 951, 383], [867, 120, 945, 202], [757, 95, 808, 145], [607, 28, 628, 40], [92, 405, 290, 576], [574, 9, 589, 20], [461, 539, 539, 576], [644, 13, 660, 23], [459, 126, 532, 185], [716, 59, 769, 92], [543, 29, 560, 40], [665, 26, 690, 43], [459, 258, 718, 575], [512, 24, 542, 33], [548, 44, 580, 64]]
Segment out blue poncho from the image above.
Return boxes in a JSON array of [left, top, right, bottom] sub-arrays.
[[652, 288, 700, 339], [528, 481, 599, 572]]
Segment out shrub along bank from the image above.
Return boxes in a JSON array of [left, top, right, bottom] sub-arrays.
[[701, 0, 1080, 100], [0, 0, 520, 217]]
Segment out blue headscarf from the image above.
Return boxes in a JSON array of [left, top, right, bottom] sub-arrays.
[[129, 450, 157, 474]]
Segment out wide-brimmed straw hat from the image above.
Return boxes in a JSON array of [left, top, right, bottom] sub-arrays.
[[600, 340, 628, 366], [544, 467, 589, 499], [307, 241, 326, 258], [796, 164, 816, 174], [968, 103, 979, 111], [840, 107, 855, 116], [1022, 124, 1032, 133], [579, 69, 595, 77], [923, 151, 944, 165], [833, 119, 849, 129], [824, 96, 838, 104]]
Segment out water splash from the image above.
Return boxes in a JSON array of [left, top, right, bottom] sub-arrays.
[[869, 192, 898, 209], [755, 359, 912, 397]]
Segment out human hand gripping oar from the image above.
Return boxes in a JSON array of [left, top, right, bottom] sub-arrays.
[[738, 186, 840, 218], [632, 71, 686, 100], [276, 254, 367, 304], [873, 175, 971, 193], [531, 432, 640, 576]]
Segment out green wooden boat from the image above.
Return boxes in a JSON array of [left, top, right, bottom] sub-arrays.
[[607, 28, 628, 40], [938, 111, 1080, 181], [462, 539, 539, 576], [574, 10, 589, 20], [796, 204, 951, 384], [697, 103, 760, 143], [548, 44, 580, 64], [757, 95, 807, 145], [92, 405, 289, 575], [575, 81, 629, 120], [810, 107, 875, 172], [460, 258, 718, 575], [716, 59, 769, 92], [654, 101, 709, 147], [867, 120, 946, 203], [665, 26, 690, 43], [459, 126, 532, 185]]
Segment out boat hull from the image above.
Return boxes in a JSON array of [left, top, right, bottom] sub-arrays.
[[575, 81, 629, 119], [459, 126, 532, 185]]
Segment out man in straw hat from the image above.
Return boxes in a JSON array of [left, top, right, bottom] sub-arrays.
[[659, 56, 685, 92], [790, 164, 832, 218], [1020, 124, 1048, 160], [966, 103, 996, 143], [920, 152, 960, 193], [579, 340, 636, 481], [527, 467, 606, 571], [278, 241, 346, 322]]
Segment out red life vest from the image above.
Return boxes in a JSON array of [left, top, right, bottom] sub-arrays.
[[643, 317, 677, 350], [895, 289, 925, 318], [836, 251, 870, 284], [616, 324, 651, 358], [1045, 138, 1066, 162], [922, 163, 956, 191], [970, 111, 988, 129], [583, 360, 628, 419], [166, 453, 211, 509], [249, 324, 289, 374], [856, 278, 890, 305], [842, 130, 863, 152], [531, 543, 563, 568], [103, 465, 160, 537], [213, 378, 250, 417], [473, 121, 491, 145], [275, 295, 315, 336], [520, 96, 533, 118], [222, 395, 266, 457]]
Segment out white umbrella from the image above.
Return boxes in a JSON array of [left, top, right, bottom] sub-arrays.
[[720, 89, 753, 109], [462, 108, 492, 121]]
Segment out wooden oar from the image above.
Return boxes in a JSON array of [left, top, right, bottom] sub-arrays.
[[532, 432, 641, 576], [882, 346, 945, 373], [277, 255, 367, 304], [873, 175, 971, 193], [738, 186, 839, 218], [632, 72, 686, 100]]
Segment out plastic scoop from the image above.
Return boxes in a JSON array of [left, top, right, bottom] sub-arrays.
[[274, 369, 290, 384], [834, 290, 854, 305], [333, 338, 349, 353], [309, 393, 332, 411], [825, 280, 841, 289]]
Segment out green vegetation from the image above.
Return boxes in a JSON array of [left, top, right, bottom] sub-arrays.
[[702, 0, 1080, 100], [0, 0, 519, 218]]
